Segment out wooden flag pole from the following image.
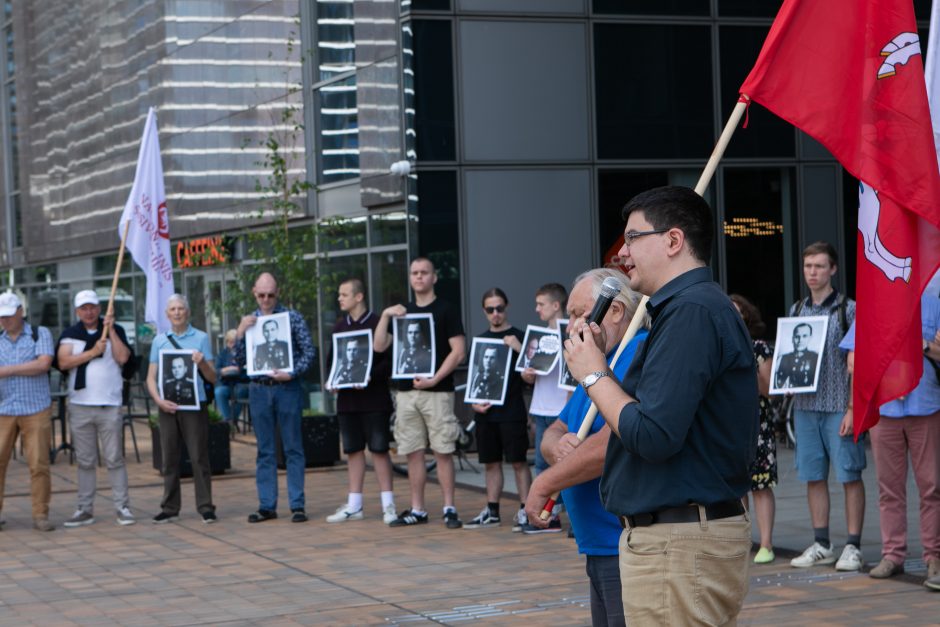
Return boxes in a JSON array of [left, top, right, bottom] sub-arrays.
[[103, 220, 132, 335], [537, 98, 749, 521]]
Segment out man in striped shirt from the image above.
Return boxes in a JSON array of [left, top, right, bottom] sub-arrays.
[[0, 292, 55, 532]]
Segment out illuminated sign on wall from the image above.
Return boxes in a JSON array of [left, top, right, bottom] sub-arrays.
[[176, 236, 229, 268], [723, 217, 784, 238]]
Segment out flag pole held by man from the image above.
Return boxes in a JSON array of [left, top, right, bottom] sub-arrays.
[[739, 0, 940, 438]]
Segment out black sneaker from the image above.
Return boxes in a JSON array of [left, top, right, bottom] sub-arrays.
[[522, 516, 562, 534], [152, 512, 179, 524], [389, 508, 429, 527], [202, 511, 218, 524], [247, 509, 277, 523], [443, 510, 463, 529], [290, 509, 308, 523], [464, 507, 500, 528]]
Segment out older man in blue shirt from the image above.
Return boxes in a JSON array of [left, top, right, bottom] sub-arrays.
[[0, 292, 55, 532], [840, 293, 940, 590]]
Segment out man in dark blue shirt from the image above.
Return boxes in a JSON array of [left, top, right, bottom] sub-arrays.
[[564, 186, 758, 625]]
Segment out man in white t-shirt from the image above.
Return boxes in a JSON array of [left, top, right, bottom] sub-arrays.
[[56, 290, 136, 527], [518, 283, 569, 533]]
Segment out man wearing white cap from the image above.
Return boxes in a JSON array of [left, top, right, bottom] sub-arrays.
[[0, 292, 55, 532], [57, 290, 136, 527]]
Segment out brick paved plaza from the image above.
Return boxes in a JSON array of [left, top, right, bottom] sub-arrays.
[[0, 422, 937, 626]]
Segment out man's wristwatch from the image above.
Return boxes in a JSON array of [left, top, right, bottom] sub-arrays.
[[581, 370, 611, 390]]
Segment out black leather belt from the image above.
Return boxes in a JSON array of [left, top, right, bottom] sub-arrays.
[[620, 499, 745, 529], [251, 379, 284, 386]]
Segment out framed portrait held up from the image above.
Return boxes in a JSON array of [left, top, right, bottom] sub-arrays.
[[392, 313, 436, 379], [515, 324, 561, 375], [327, 329, 374, 389], [465, 338, 512, 405], [159, 349, 200, 411], [769, 315, 829, 395], [556, 319, 577, 391], [246, 312, 294, 376]]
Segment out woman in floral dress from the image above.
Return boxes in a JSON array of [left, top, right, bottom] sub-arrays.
[[731, 294, 777, 564]]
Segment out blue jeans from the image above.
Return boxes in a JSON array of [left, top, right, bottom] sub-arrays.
[[215, 384, 235, 421], [586, 554, 625, 627], [249, 380, 305, 511], [532, 414, 556, 476]]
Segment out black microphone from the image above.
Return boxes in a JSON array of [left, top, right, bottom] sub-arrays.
[[586, 276, 622, 327]]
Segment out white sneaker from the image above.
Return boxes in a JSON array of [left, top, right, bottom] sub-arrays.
[[835, 544, 863, 571], [325, 504, 364, 523], [116, 506, 136, 526], [382, 504, 398, 525], [512, 508, 528, 532], [790, 542, 835, 568]]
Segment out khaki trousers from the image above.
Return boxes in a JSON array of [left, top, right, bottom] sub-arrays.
[[0, 408, 52, 520], [619, 511, 751, 626]]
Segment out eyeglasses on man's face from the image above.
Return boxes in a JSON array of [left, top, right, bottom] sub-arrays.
[[484, 305, 506, 314], [623, 228, 668, 246]]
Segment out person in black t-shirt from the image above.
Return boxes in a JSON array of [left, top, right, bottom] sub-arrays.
[[374, 258, 466, 529], [464, 287, 532, 530], [325, 279, 398, 525]]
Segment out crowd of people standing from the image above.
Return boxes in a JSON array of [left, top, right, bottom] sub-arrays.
[[0, 185, 938, 626]]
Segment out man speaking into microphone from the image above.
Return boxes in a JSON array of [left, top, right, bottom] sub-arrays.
[[525, 268, 647, 627], [564, 186, 757, 626]]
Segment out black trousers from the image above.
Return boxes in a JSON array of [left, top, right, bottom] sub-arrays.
[[158, 407, 214, 515]]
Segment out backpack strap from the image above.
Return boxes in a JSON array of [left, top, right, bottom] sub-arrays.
[[836, 294, 849, 336]]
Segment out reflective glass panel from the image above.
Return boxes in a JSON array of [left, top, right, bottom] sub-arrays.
[[316, 0, 355, 82], [317, 75, 360, 183]]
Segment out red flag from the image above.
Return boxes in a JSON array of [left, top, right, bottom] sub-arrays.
[[740, 0, 940, 437]]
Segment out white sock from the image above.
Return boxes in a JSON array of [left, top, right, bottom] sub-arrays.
[[443, 505, 456, 515], [347, 493, 363, 511], [380, 491, 395, 509]]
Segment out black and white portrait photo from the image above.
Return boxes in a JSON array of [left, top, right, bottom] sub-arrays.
[[769, 315, 829, 395], [327, 329, 373, 389], [246, 312, 294, 376], [515, 324, 561, 375], [556, 320, 577, 391], [159, 349, 200, 410], [464, 338, 512, 405], [392, 313, 436, 379]]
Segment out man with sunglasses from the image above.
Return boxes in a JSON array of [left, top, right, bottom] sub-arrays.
[[464, 288, 531, 530], [565, 186, 757, 624], [235, 272, 316, 524]]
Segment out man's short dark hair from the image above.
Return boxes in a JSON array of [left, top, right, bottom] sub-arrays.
[[793, 322, 813, 337], [535, 283, 568, 311], [802, 241, 838, 267], [481, 287, 508, 307], [342, 278, 365, 296], [263, 319, 278, 330], [621, 186, 714, 263]]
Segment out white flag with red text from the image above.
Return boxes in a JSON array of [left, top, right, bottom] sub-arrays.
[[118, 107, 174, 334]]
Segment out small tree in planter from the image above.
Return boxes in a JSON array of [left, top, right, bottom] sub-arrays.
[[150, 406, 232, 476]]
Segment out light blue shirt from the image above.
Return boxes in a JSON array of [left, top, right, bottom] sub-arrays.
[[150, 325, 213, 402], [0, 323, 54, 416], [838, 295, 940, 418]]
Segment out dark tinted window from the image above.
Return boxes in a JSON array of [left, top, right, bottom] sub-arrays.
[[717, 0, 782, 17], [719, 26, 795, 158], [406, 0, 450, 10], [723, 167, 794, 336], [597, 170, 669, 265], [410, 20, 456, 161], [593, 0, 708, 16], [595, 24, 713, 159], [415, 171, 460, 311]]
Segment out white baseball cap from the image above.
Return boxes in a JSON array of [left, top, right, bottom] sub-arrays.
[[0, 292, 22, 317], [74, 290, 100, 308]]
